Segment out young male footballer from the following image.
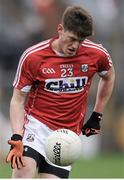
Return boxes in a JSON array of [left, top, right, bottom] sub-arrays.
[[6, 6, 115, 178]]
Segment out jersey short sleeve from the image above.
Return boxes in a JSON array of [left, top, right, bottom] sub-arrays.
[[97, 47, 112, 76], [13, 51, 41, 92]]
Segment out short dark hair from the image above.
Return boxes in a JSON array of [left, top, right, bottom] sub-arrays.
[[62, 6, 93, 38]]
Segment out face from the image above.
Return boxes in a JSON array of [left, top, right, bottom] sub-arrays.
[[57, 24, 84, 57]]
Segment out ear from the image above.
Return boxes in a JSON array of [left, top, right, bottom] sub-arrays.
[[57, 24, 64, 35]]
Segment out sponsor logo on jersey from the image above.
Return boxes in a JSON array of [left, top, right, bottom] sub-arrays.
[[42, 68, 55, 74], [81, 64, 88, 72], [45, 76, 88, 93]]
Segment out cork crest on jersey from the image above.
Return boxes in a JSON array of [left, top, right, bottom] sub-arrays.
[[81, 64, 89, 72]]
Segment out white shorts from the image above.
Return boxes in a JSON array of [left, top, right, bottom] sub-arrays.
[[22, 114, 71, 171]]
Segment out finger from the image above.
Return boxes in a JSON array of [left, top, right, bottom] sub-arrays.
[[82, 128, 90, 135], [11, 156, 14, 169], [6, 151, 13, 163], [86, 132, 92, 137], [85, 128, 91, 135], [86, 129, 100, 137], [12, 156, 17, 169], [91, 128, 100, 134], [20, 156, 26, 167], [16, 157, 21, 169], [8, 140, 17, 146]]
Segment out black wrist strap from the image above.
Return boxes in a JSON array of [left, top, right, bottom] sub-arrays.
[[92, 111, 102, 121], [11, 134, 22, 141]]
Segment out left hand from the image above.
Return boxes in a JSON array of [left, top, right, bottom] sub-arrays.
[[6, 134, 26, 169], [82, 112, 102, 137]]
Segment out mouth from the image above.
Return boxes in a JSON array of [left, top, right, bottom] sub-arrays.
[[67, 48, 77, 55]]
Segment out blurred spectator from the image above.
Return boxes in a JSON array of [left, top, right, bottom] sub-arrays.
[[0, 0, 43, 70], [33, 0, 67, 38], [0, 111, 11, 156], [66, 0, 118, 39], [113, 110, 124, 151]]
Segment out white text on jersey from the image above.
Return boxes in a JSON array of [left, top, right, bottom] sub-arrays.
[[42, 68, 56, 74]]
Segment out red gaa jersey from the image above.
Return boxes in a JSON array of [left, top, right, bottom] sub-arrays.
[[13, 37, 112, 135]]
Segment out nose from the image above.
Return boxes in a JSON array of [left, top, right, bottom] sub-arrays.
[[72, 41, 80, 49]]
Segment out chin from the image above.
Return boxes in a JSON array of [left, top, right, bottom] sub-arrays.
[[66, 52, 76, 57]]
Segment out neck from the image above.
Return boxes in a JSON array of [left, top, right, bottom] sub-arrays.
[[52, 38, 63, 54]]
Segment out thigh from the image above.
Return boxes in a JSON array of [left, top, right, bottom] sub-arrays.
[[23, 145, 70, 179], [22, 115, 71, 178], [39, 169, 69, 179], [38, 154, 70, 179], [12, 156, 36, 178], [22, 115, 53, 158], [39, 173, 60, 179]]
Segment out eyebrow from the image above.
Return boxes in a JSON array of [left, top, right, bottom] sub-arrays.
[[69, 36, 85, 42]]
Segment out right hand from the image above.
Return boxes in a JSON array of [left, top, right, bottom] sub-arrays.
[[82, 112, 102, 137], [6, 134, 26, 169]]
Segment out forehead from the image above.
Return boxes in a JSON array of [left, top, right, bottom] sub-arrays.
[[64, 31, 84, 41]]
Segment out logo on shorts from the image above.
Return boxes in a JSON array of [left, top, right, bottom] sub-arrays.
[[26, 134, 35, 142], [24, 147, 28, 152]]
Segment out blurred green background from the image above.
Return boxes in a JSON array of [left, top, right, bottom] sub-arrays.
[[1, 154, 124, 178]]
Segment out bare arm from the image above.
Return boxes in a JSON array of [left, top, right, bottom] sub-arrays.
[[10, 88, 28, 135], [93, 65, 115, 113]]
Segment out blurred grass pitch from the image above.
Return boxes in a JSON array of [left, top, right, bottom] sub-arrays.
[[0, 154, 124, 178]]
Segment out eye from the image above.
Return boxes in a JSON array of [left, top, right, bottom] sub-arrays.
[[69, 37, 76, 42]]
